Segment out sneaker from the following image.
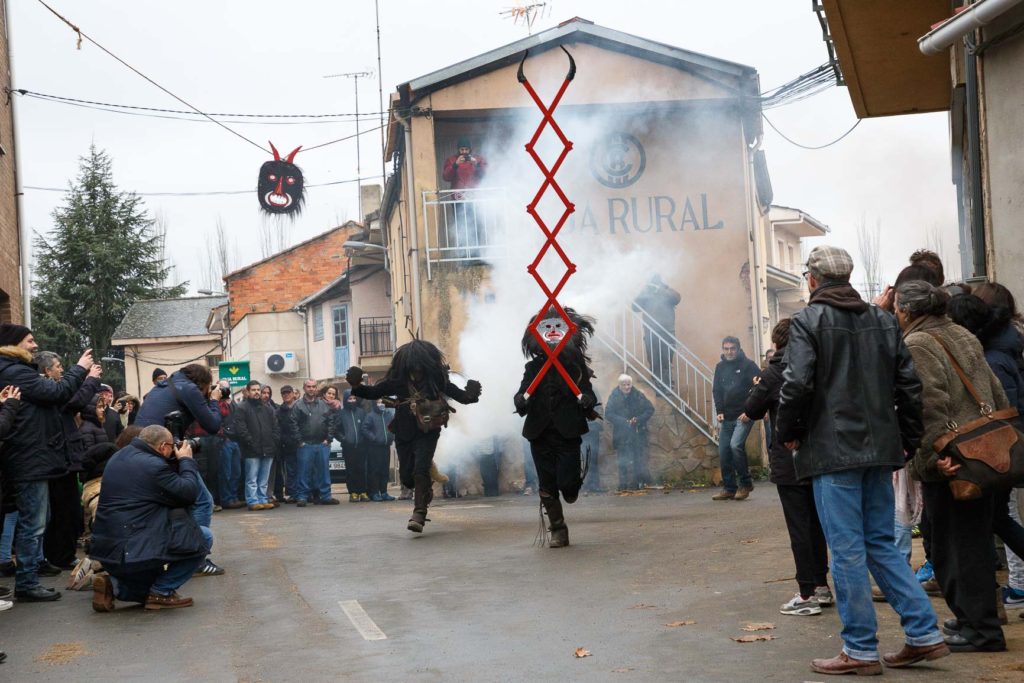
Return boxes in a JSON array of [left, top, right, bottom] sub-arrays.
[[1002, 586, 1024, 609], [915, 560, 934, 583], [370, 492, 384, 502], [359, 493, 370, 502], [814, 586, 834, 606], [284, 497, 298, 504], [193, 559, 225, 577], [0, 599, 12, 612], [380, 492, 396, 501], [144, 591, 193, 610], [349, 493, 360, 503], [522, 486, 535, 496], [296, 500, 307, 507], [780, 593, 821, 616], [212, 504, 223, 513]]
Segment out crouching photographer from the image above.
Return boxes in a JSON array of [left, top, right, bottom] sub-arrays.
[[135, 363, 224, 576], [88, 425, 211, 611]]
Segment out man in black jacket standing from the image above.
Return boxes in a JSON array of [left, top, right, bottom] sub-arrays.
[[0, 323, 91, 602], [89, 425, 209, 611], [234, 380, 280, 511], [711, 336, 760, 501], [776, 246, 946, 675]]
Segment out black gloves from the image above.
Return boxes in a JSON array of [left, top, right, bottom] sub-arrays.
[[578, 394, 595, 411], [465, 379, 482, 400], [513, 393, 529, 415], [345, 366, 364, 387]]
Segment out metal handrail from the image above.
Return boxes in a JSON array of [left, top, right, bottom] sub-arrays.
[[597, 305, 718, 443], [422, 187, 508, 279]]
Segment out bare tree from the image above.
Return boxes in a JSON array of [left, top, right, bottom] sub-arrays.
[[257, 221, 275, 259], [201, 217, 233, 291], [927, 223, 961, 283], [856, 215, 882, 300]]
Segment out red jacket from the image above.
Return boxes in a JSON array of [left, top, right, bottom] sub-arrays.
[[442, 153, 487, 191]]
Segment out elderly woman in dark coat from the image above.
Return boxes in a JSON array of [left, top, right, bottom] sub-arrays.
[[896, 280, 1010, 653]]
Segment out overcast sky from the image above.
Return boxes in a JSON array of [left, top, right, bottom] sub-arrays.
[[10, 0, 959, 291]]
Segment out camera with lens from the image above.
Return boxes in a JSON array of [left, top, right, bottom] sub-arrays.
[[164, 410, 202, 453], [218, 385, 231, 400]]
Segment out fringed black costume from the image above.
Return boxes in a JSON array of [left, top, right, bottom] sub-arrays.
[[347, 340, 481, 533], [514, 307, 598, 548]]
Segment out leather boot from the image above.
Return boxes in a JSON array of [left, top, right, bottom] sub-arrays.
[[541, 495, 569, 548], [408, 475, 432, 533]]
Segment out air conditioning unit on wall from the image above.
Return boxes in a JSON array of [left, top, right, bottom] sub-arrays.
[[265, 351, 299, 374]]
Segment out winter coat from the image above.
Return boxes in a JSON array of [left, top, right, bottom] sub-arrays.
[[81, 442, 117, 483], [744, 350, 801, 485], [292, 397, 333, 444], [78, 399, 111, 453], [982, 323, 1024, 413], [0, 397, 20, 442], [516, 354, 596, 441], [633, 280, 681, 336], [62, 377, 100, 472], [135, 370, 221, 434], [605, 386, 655, 450], [777, 282, 924, 481], [334, 390, 366, 447], [233, 397, 279, 459], [0, 345, 87, 482], [904, 315, 1010, 482], [103, 406, 124, 443], [277, 402, 300, 452], [88, 438, 207, 569], [360, 403, 396, 447], [712, 350, 760, 421], [353, 376, 480, 443], [441, 153, 487, 191]]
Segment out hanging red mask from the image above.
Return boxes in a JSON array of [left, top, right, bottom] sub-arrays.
[[258, 142, 304, 215]]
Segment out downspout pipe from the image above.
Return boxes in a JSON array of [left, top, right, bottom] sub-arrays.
[[4, 0, 30, 325], [965, 48, 987, 279], [919, 0, 1024, 55], [401, 117, 423, 338]]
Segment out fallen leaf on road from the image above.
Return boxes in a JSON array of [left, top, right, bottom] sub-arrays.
[[615, 490, 648, 496], [740, 538, 759, 544], [574, 647, 592, 658], [731, 635, 776, 643], [628, 603, 658, 610], [665, 620, 696, 627], [741, 622, 775, 631]]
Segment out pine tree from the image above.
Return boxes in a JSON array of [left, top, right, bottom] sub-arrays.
[[31, 145, 187, 383]]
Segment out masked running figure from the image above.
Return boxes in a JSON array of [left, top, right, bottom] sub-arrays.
[[514, 307, 598, 548], [346, 340, 481, 533]]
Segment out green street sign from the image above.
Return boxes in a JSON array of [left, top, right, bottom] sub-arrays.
[[218, 360, 250, 388]]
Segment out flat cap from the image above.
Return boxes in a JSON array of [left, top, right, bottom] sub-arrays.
[[806, 245, 854, 280]]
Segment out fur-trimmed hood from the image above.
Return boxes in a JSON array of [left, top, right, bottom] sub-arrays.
[[0, 345, 33, 364]]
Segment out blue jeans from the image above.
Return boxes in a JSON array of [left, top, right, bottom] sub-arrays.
[[244, 457, 273, 505], [219, 439, 242, 504], [894, 511, 914, 567], [718, 419, 753, 492], [0, 510, 18, 562], [12, 480, 50, 590], [108, 552, 207, 602], [813, 467, 943, 660], [295, 443, 332, 502]]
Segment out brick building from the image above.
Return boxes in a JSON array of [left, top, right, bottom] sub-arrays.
[[0, 6, 23, 323]]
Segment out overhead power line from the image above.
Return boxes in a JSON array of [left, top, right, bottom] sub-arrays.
[[762, 113, 862, 150], [24, 174, 385, 198]]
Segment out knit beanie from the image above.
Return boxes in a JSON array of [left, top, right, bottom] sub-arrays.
[[0, 323, 31, 346]]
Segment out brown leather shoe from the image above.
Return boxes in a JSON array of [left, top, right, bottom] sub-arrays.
[[871, 585, 887, 602], [920, 578, 942, 596], [734, 487, 752, 501], [224, 501, 246, 510], [810, 652, 882, 676], [91, 574, 114, 613], [881, 641, 950, 668], [144, 592, 194, 610], [711, 490, 735, 501]]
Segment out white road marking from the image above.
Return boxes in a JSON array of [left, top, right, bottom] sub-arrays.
[[339, 600, 387, 641]]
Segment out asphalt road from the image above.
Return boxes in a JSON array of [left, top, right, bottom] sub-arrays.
[[2, 485, 1022, 682]]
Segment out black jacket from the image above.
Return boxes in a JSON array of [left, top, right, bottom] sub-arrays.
[[135, 370, 221, 434], [360, 403, 396, 446], [103, 407, 124, 442], [77, 402, 111, 454], [0, 397, 20, 441], [292, 397, 333, 444], [334, 390, 366, 447], [277, 402, 300, 452], [712, 350, 760, 421], [744, 350, 801, 485], [776, 283, 923, 480], [983, 324, 1024, 413], [62, 377, 100, 472], [605, 386, 654, 449], [516, 355, 596, 441], [353, 376, 479, 442], [233, 397, 279, 458], [88, 438, 208, 568], [0, 345, 87, 482], [81, 442, 117, 483]]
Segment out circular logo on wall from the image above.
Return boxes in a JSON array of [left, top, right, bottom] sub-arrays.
[[590, 132, 646, 189]]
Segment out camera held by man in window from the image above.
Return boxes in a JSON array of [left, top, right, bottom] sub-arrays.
[[164, 411, 202, 454]]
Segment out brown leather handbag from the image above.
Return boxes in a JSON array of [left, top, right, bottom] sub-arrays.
[[407, 384, 454, 433], [928, 333, 1024, 500]]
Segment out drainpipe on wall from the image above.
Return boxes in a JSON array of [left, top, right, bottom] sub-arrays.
[[965, 46, 987, 279], [295, 306, 312, 380], [744, 132, 767, 360], [5, 0, 29, 325], [401, 117, 423, 337]]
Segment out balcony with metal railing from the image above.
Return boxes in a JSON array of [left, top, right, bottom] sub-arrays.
[[358, 316, 393, 358], [421, 187, 509, 278]]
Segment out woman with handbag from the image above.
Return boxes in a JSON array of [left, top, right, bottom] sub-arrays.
[[897, 280, 1010, 652]]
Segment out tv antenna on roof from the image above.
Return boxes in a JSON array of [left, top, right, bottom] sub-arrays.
[[500, 3, 551, 35]]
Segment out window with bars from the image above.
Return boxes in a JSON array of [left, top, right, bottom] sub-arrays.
[[313, 304, 324, 342]]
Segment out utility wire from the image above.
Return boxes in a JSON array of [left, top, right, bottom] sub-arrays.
[[13, 89, 389, 119], [762, 113, 861, 150], [24, 174, 385, 198], [35, 0, 271, 155]]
